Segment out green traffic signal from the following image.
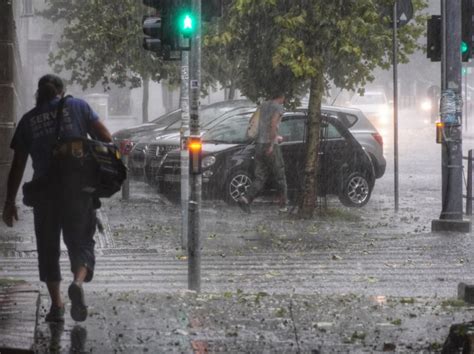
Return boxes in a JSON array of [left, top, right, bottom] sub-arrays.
[[461, 40, 469, 54], [178, 11, 195, 37]]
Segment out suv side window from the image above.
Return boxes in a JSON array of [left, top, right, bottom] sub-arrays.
[[322, 121, 343, 139], [279, 117, 306, 142], [344, 113, 358, 127]]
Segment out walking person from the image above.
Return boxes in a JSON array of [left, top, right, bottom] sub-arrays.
[[2, 74, 112, 322], [237, 93, 287, 213]]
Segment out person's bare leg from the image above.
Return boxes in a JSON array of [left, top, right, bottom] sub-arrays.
[[73, 265, 88, 286], [45, 281, 65, 322], [46, 281, 64, 308]]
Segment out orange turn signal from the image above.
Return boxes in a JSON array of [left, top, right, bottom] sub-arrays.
[[188, 141, 202, 152], [436, 122, 444, 144], [188, 136, 202, 174]]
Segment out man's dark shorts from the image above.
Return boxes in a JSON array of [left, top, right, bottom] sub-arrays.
[[33, 180, 96, 283]]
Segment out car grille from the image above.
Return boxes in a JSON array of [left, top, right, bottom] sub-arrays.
[[143, 144, 180, 184], [146, 144, 179, 159], [161, 154, 181, 181], [148, 144, 158, 157]]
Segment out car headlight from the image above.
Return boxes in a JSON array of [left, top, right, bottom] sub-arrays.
[[378, 104, 390, 117], [420, 99, 432, 111], [202, 155, 216, 169]]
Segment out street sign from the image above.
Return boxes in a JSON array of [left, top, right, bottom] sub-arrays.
[[396, 0, 413, 27], [382, 0, 413, 28]]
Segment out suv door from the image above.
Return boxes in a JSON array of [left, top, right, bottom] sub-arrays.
[[278, 114, 306, 190], [319, 119, 351, 195]]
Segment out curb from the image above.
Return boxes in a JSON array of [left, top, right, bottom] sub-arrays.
[[0, 281, 39, 353]]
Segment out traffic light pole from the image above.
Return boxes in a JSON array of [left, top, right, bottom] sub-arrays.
[[432, 0, 471, 232], [188, 0, 202, 292], [392, 3, 400, 213], [180, 51, 190, 249]]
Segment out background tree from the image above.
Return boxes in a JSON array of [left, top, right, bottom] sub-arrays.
[[202, 23, 242, 100], [41, 0, 179, 123], [223, 0, 426, 217]]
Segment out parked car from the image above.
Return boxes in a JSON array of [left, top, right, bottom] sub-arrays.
[[159, 111, 376, 207], [127, 99, 255, 177], [112, 109, 181, 145], [139, 106, 257, 185], [348, 91, 391, 128], [321, 105, 385, 179]]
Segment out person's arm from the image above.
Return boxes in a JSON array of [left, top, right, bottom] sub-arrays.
[[266, 112, 281, 155], [90, 120, 112, 143], [2, 150, 28, 227]]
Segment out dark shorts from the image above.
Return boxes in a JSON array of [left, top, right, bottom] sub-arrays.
[[33, 187, 96, 283]]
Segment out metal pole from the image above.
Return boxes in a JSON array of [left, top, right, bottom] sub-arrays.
[[121, 155, 130, 200], [441, 0, 447, 90], [467, 149, 473, 215], [464, 65, 468, 131], [392, 3, 399, 212], [180, 51, 190, 249], [440, 0, 464, 220], [188, 0, 201, 292]]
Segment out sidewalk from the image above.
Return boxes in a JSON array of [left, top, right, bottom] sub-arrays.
[[1, 184, 474, 352], [31, 290, 474, 353]]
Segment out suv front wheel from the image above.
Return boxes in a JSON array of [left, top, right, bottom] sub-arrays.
[[339, 172, 372, 207], [224, 170, 252, 204]]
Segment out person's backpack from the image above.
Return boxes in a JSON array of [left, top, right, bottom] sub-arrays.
[[246, 109, 260, 139]]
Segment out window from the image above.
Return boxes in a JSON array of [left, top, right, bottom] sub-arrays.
[[22, 0, 34, 16], [279, 117, 306, 142], [344, 114, 358, 127], [203, 114, 250, 144], [322, 122, 342, 139]]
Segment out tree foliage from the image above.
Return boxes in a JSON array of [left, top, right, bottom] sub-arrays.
[[223, 0, 427, 217], [41, 0, 178, 91]]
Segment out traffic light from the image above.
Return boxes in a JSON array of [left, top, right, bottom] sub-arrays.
[[176, 7, 196, 38], [461, 0, 473, 62], [142, 0, 182, 59], [142, 16, 162, 53], [142, 0, 163, 53], [427, 15, 441, 62]]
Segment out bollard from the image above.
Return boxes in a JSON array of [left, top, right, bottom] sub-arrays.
[[468, 150, 473, 215], [119, 139, 133, 200]]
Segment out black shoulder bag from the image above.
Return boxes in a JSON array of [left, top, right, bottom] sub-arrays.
[[51, 96, 127, 199], [22, 96, 127, 207]]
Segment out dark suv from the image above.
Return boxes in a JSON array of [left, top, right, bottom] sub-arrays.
[[160, 111, 375, 207]]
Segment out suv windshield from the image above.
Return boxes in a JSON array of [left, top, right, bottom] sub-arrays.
[[166, 103, 253, 130], [203, 114, 251, 144], [152, 110, 182, 127]]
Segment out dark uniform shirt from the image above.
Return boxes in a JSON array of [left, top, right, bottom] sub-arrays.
[[11, 97, 99, 179]]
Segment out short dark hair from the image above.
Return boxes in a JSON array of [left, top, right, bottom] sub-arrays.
[[35, 74, 64, 107]]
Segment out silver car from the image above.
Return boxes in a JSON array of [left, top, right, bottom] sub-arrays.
[[321, 105, 386, 179]]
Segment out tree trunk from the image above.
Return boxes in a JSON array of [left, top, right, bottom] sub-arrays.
[[142, 75, 150, 123], [298, 74, 324, 218], [228, 80, 236, 100]]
